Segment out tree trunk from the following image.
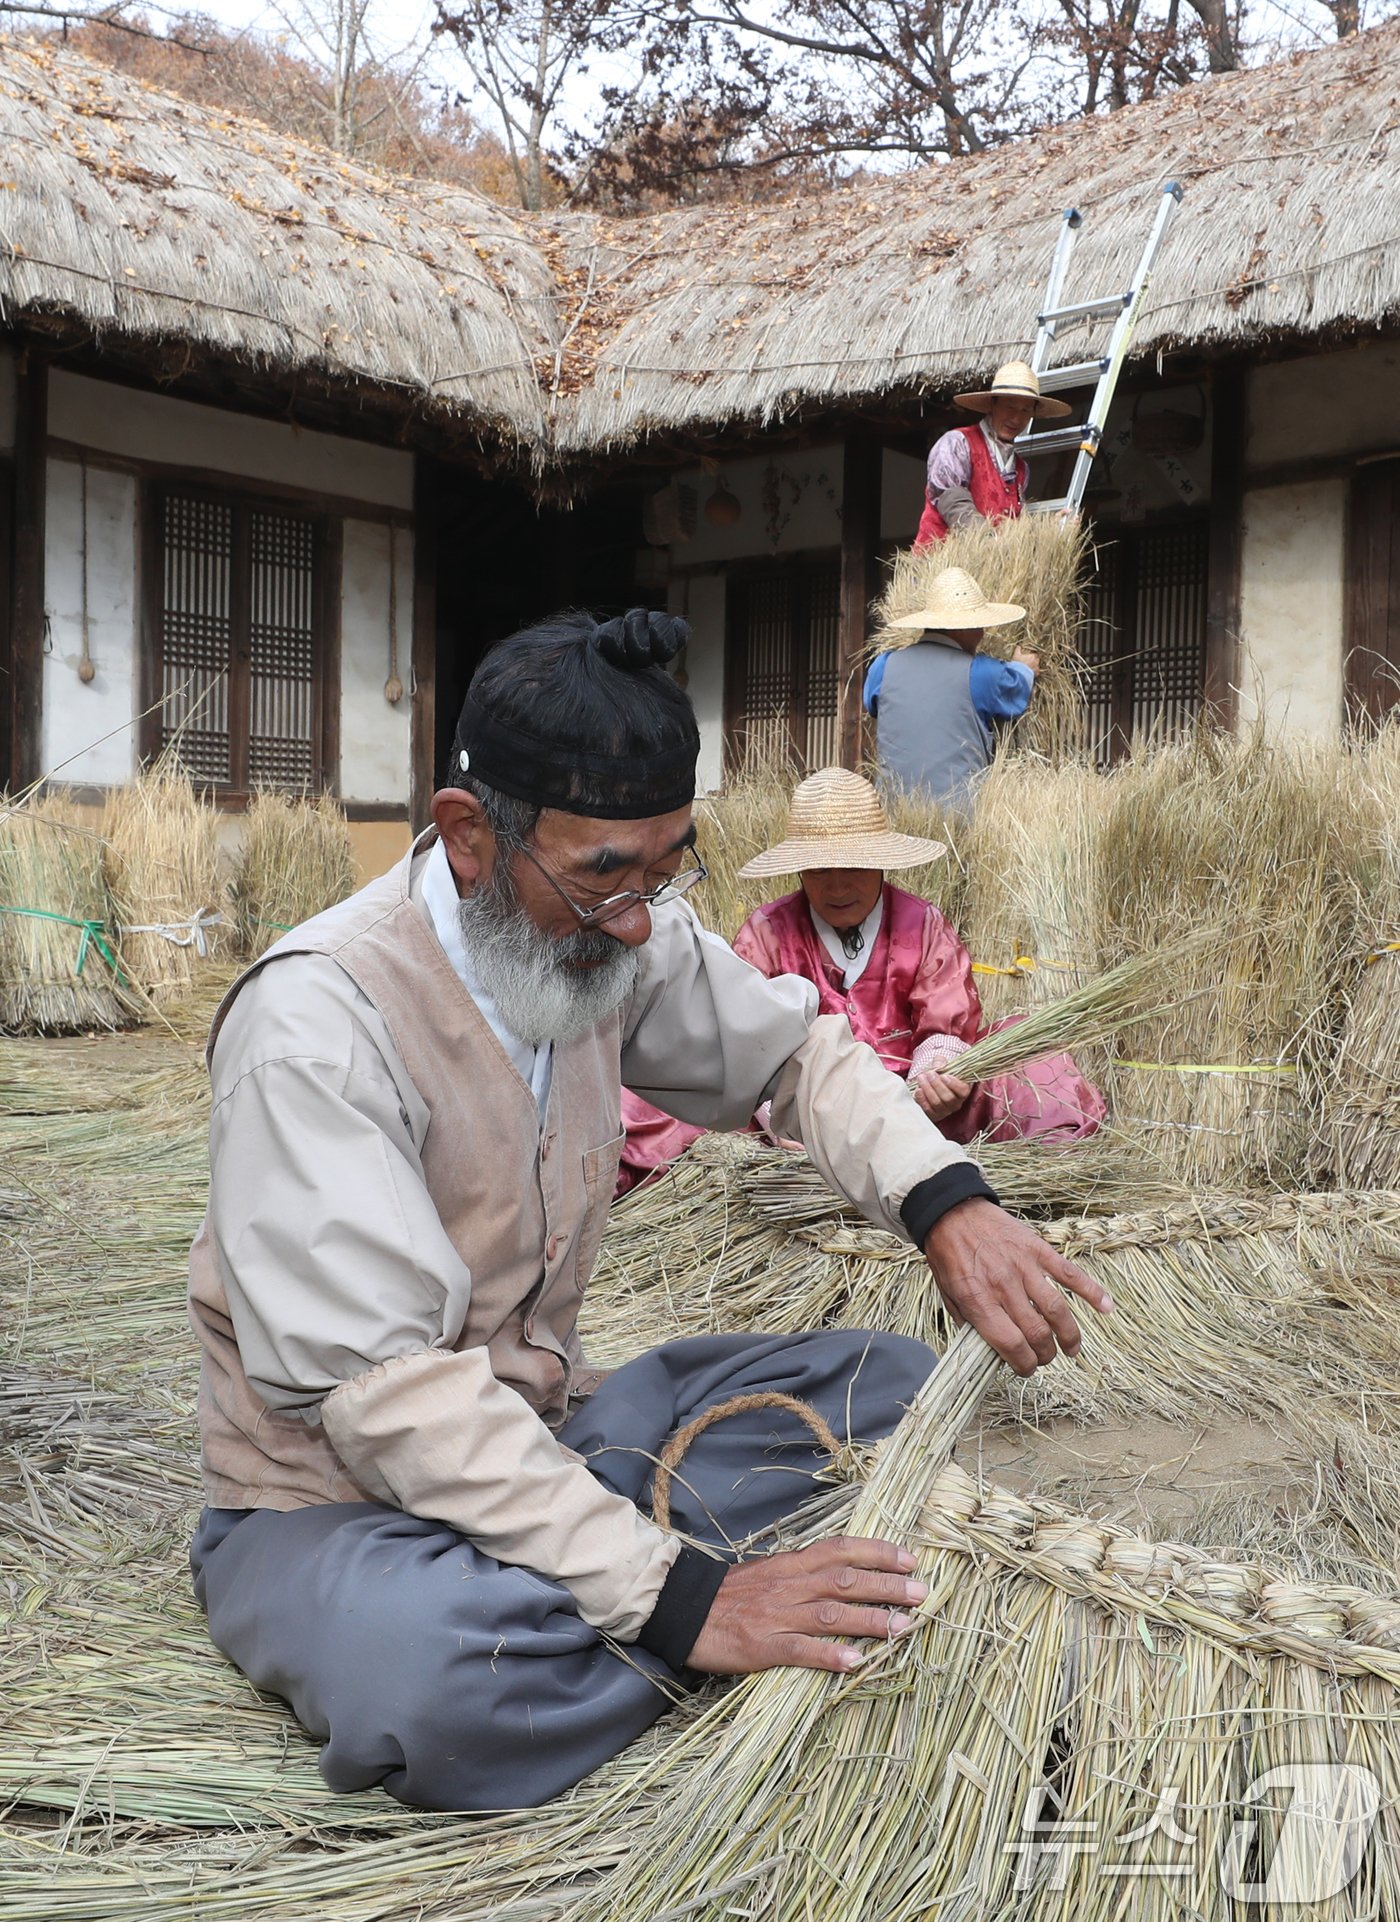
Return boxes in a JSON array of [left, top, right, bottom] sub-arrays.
[[1183, 0, 1239, 72]]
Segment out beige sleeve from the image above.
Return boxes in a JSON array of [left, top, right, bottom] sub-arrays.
[[321, 1350, 678, 1638], [767, 1013, 972, 1238]]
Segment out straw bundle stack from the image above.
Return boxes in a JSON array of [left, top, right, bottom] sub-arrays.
[[231, 790, 357, 956], [872, 514, 1091, 761], [103, 761, 226, 1008], [1333, 723, 1400, 1187], [0, 797, 131, 1034], [1100, 731, 1371, 1187], [959, 751, 1106, 1022]]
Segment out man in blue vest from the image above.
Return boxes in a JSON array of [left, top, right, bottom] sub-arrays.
[[864, 567, 1038, 811]]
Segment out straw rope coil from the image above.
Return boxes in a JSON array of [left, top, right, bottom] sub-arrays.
[[650, 1391, 840, 1528]]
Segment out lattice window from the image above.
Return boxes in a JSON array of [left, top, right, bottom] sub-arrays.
[[725, 561, 842, 775], [1079, 520, 1209, 766], [1347, 460, 1400, 728], [148, 486, 328, 795]]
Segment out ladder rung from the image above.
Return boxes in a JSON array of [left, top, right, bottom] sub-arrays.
[[1017, 424, 1103, 458], [1037, 359, 1108, 393], [1027, 498, 1071, 515], [1039, 292, 1132, 326]]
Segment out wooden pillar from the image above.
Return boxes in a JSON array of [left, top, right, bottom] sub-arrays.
[[410, 455, 438, 831], [838, 435, 882, 770], [8, 348, 47, 792], [1204, 363, 1244, 729]]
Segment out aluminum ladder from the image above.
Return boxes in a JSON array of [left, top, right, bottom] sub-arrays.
[[1018, 180, 1185, 515]]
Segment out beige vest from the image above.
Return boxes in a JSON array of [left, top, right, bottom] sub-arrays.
[[188, 840, 624, 1511]]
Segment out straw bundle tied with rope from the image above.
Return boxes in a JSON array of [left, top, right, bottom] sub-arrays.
[[103, 759, 226, 1008], [1333, 721, 1400, 1188], [958, 752, 1107, 1024], [231, 789, 358, 957], [0, 796, 134, 1034], [872, 514, 1092, 762], [1100, 729, 1377, 1188]]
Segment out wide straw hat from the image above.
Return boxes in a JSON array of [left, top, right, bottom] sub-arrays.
[[887, 565, 1025, 633], [738, 768, 947, 879], [953, 358, 1071, 421]]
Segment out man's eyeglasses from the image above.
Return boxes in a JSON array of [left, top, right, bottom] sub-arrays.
[[513, 843, 708, 929]]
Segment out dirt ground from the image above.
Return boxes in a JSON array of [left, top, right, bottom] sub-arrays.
[[961, 1406, 1300, 1541]]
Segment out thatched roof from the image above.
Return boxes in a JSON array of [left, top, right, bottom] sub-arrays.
[[547, 20, 1400, 454], [0, 37, 557, 451], [2, 24, 1399, 468]]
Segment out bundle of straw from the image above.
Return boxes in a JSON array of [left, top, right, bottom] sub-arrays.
[[1333, 722, 1400, 1187], [959, 751, 1106, 1022], [1100, 730, 1374, 1188], [231, 790, 356, 956], [0, 797, 132, 1034], [103, 759, 226, 1009], [872, 513, 1092, 761]]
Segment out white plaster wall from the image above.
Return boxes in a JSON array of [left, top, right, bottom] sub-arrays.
[[48, 372, 414, 509], [340, 519, 413, 807], [669, 573, 726, 792], [1237, 479, 1345, 737], [1248, 342, 1400, 471], [42, 459, 139, 784], [664, 446, 844, 565], [0, 342, 15, 454]]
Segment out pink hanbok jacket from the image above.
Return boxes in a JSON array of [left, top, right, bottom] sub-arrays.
[[617, 884, 1104, 1193]]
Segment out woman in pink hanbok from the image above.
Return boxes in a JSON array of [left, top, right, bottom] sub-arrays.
[[616, 768, 1104, 1194]]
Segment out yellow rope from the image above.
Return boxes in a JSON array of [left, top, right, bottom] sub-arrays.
[[1112, 1059, 1297, 1076]]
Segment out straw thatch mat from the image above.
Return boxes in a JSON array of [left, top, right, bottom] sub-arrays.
[[872, 515, 1091, 761], [104, 761, 227, 1008], [231, 789, 358, 957], [0, 797, 134, 1035]]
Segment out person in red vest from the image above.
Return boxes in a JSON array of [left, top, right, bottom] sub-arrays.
[[915, 361, 1070, 549]]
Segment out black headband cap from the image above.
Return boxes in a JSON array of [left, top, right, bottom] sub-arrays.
[[452, 609, 699, 820]]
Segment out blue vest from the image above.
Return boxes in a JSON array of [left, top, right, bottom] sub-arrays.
[[874, 633, 993, 810]]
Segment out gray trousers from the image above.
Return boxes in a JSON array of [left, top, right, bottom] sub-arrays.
[[191, 1329, 934, 1812]]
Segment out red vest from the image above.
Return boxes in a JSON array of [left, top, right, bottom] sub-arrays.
[[916, 425, 1028, 547]]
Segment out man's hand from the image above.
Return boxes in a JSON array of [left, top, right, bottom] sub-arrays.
[[911, 1065, 972, 1122], [685, 1537, 926, 1675], [1012, 645, 1041, 673], [922, 1197, 1112, 1376]]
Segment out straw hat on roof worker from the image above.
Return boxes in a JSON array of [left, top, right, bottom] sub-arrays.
[[915, 359, 1070, 549], [953, 359, 1071, 421], [885, 566, 1025, 641]]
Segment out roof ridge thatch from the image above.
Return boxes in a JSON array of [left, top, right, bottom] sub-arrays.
[[2, 24, 1399, 467]]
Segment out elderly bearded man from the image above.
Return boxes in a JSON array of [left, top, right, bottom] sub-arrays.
[[187, 608, 1109, 1814]]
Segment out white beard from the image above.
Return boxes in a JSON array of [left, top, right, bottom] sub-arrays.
[[457, 877, 640, 1046]]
